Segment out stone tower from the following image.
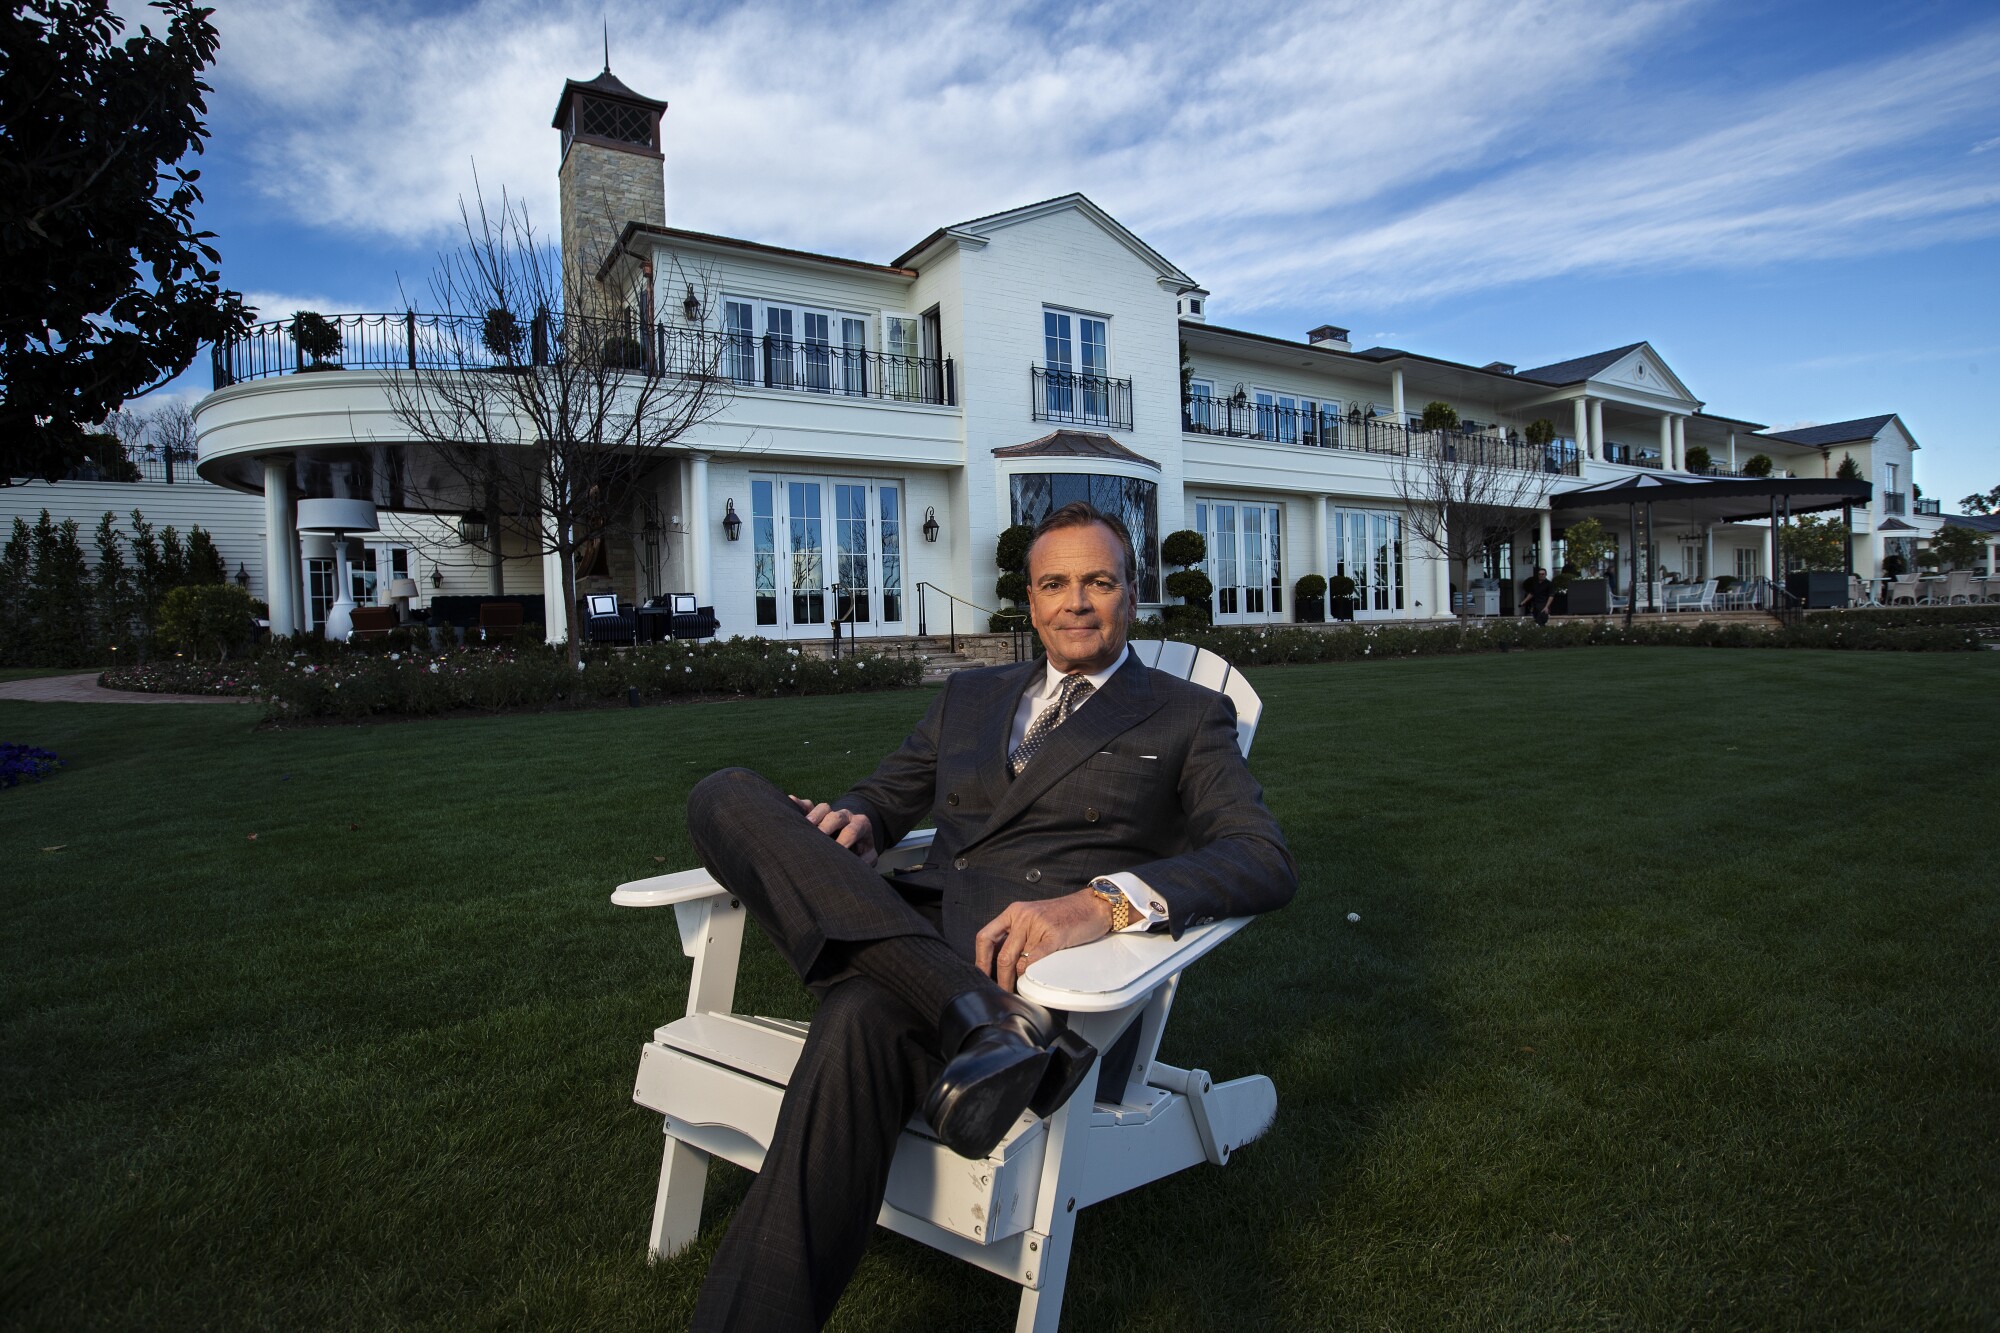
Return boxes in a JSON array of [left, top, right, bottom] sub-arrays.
[[551, 62, 667, 308]]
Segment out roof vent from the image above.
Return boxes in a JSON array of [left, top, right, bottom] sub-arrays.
[[1307, 324, 1351, 351], [1482, 361, 1516, 375]]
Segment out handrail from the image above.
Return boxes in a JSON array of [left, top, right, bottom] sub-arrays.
[[915, 582, 1029, 658]]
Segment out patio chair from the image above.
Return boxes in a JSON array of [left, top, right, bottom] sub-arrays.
[[581, 593, 636, 645], [1665, 579, 1717, 613], [347, 606, 399, 640], [1940, 570, 1977, 605], [1887, 576, 1920, 606], [1848, 576, 1879, 608], [612, 640, 1276, 1332]]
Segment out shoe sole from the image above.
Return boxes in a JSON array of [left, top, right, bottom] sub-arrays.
[[923, 1047, 1051, 1160]]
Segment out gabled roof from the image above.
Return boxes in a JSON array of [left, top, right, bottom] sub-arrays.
[[992, 429, 1158, 469], [1877, 518, 1917, 531], [609, 221, 917, 281], [1756, 415, 1899, 448], [1514, 343, 1649, 386], [1945, 514, 2000, 533], [893, 193, 1196, 288]]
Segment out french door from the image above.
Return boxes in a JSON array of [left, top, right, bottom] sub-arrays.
[[1330, 508, 1405, 617], [751, 475, 906, 638], [1193, 499, 1284, 624]]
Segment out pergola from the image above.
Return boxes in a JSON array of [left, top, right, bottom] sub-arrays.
[[1550, 473, 1873, 619]]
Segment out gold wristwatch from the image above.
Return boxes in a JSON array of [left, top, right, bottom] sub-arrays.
[[1089, 878, 1132, 932]]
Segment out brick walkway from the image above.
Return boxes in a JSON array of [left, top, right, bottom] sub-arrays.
[[0, 673, 257, 704]]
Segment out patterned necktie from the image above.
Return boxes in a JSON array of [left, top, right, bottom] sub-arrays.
[[1009, 673, 1095, 777]]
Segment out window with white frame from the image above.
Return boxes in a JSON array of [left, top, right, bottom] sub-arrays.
[[721, 295, 871, 395], [1041, 307, 1112, 425]]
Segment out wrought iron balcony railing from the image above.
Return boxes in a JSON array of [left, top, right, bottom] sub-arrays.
[[1914, 496, 1941, 516], [1182, 395, 1581, 476], [210, 311, 956, 406], [1031, 367, 1134, 430]]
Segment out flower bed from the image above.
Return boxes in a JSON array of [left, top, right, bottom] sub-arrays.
[[97, 658, 261, 696], [93, 637, 928, 721], [1132, 616, 1984, 663], [2, 743, 64, 788]]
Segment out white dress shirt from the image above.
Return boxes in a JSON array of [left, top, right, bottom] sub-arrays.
[[1006, 645, 1163, 933]]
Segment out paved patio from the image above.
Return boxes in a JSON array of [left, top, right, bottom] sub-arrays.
[[0, 673, 257, 704]]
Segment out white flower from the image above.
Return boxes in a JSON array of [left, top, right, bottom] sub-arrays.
[[389, 652, 399, 661]]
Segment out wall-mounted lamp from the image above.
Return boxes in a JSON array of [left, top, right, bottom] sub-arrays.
[[234, 562, 251, 589], [431, 568, 444, 589], [683, 285, 702, 322], [922, 505, 940, 543], [458, 510, 488, 544], [721, 498, 742, 541]]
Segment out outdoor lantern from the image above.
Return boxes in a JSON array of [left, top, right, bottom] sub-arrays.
[[722, 499, 742, 541], [431, 568, 444, 589], [234, 562, 250, 589], [682, 285, 702, 322], [458, 510, 487, 544], [922, 506, 940, 543]]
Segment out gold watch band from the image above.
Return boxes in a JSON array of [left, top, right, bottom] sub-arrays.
[[1091, 880, 1132, 932]]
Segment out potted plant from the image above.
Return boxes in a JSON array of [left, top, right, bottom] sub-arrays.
[[1419, 400, 1459, 432], [1293, 573, 1326, 623], [1685, 443, 1712, 474], [1881, 551, 1908, 579], [1742, 453, 1774, 478], [1329, 573, 1358, 621], [1558, 518, 1615, 614], [1160, 529, 1211, 630], [1780, 514, 1851, 607], [291, 310, 344, 370]]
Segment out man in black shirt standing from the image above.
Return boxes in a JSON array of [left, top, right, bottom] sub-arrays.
[[1522, 567, 1556, 625]]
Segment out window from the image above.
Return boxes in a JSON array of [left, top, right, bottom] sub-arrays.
[[752, 474, 905, 634], [1185, 380, 1215, 432], [1735, 547, 1758, 580], [721, 295, 874, 395], [1330, 508, 1406, 614], [1042, 308, 1112, 425], [1008, 472, 1159, 601]]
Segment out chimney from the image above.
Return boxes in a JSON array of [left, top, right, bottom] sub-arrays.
[[1482, 361, 1516, 375], [1178, 288, 1210, 324], [1307, 324, 1351, 352], [552, 64, 668, 309]]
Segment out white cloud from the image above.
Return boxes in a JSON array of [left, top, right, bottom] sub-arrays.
[[206, 0, 2000, 314]]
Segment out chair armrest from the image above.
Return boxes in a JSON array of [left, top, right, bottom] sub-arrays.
[[611, 867, 729, 908], [1018, 916, 1255, 1013], [876, 827, 936, 874]]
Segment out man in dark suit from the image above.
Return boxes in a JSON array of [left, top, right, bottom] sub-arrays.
[[685, 502, 1295, 1331]]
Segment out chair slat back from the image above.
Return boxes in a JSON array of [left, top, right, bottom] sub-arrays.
[[1132, 639, 1260, 757]]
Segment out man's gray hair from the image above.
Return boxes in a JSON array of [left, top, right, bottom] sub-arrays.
[[1030, 502, 1138, 589]]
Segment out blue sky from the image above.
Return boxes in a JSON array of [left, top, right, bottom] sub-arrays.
[[155, 0, 1999, 508]]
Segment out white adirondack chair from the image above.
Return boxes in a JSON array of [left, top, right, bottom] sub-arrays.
[[612, 641, 1276, 1331]]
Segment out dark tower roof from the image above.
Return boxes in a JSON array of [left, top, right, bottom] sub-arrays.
[[551, 64, 667, 161]]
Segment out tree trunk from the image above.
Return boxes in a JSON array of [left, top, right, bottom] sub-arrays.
[[558, 541, 579, 670]]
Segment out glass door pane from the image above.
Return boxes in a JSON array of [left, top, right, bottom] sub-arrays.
[[841, 317, 867, 396], [1043, 311, 1073, 418], [725, 301, 756, 384], [752, 479, 778, 625], [1243, 507, 1266, 613], [1080, 317, 1107, 422], [787, 480, 824, 625], [834, 483, 870, 626], [1266, 506, 1283, 613], [878, 486, 903, 624], [764, 307, 795, 388], [1215, 504, 1238, 615], [803, 312, 832, 392]]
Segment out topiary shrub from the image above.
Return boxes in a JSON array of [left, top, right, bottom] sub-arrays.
[[1685, 444, 1712, 474], [156, 583, 257, 659], [1836, 452, 1862, 480], [994, 523, 1034, 613], [1160, 529, 1206, 569], [1420, 400, 1460, 432], [291, 311, 344, 369], [1743, 453, 1774, 478], [1160, 528, 1210, 626], [1525, 418, 1557, 447], [1294, 574, 1326, 599]]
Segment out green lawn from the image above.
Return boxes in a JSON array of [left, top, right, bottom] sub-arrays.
[[3, 648, 1996, 1332]]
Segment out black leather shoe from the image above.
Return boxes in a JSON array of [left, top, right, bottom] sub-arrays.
[[923, 991, 1098, 1160]]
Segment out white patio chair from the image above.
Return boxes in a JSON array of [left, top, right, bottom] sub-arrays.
[[1940, 570, 1977, 605], [1887, 576, 1920, 606], [613, 641, 1277, 1331], [1665, 579, 1717, 613], [1847, 576, 1880, 608]]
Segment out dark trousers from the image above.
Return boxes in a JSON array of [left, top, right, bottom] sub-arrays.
[[683, 769, 966, 1332]]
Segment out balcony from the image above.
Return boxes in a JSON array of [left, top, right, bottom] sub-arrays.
[[211, 311, 956, 406], [1182, 395, 1581, 476], [1915, 496, 1941, 516], [1883, 491, 1906, 515], [1031, 367, 1134, 431]]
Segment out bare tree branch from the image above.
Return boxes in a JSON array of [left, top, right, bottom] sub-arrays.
[[1391, 430, 1558, 617]]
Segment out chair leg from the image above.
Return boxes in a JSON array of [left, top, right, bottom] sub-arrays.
[[1014, 1236, 1075, 1333], [647, 1131, 710, 1261]]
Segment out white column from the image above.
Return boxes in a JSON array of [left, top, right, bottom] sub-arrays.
[[1573, 397, 1592, 461], [261, 457, 296, 637], [542, 536, 568, 646], [1314, 497, 1329, 576], [1659, 415, 1674, 471], [1672, 417, 1687, 472], [1764, 523, 1776, 582], [1390, 369, 1405, 423], [1728, 430, 1737, 470], [1538, 511, 1554, 572], [1589, 399, 1605, 461], [688, 451, 713, 608]]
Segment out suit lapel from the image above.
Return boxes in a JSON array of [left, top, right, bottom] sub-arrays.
[[969, 657, 1044, 813], [969, 654, 1160, 847]]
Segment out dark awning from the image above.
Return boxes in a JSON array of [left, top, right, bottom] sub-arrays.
[[1549, 472, 1871, 525]]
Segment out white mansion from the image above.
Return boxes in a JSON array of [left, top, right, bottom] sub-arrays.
[[183, 66, 1961, 642]]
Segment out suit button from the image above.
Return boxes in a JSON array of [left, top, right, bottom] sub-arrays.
[[1084, 808, 1100, 823], [1025, 869, 1042, 883], [946, 792, 960, 807], [953, 856, 968, 871]]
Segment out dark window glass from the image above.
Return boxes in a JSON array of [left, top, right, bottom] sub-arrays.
[[1008, 472, 1160, 601]]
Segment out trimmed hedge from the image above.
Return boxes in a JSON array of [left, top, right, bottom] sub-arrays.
[[100, 637, 927, 721], [1805, 605, 1999, 629], [1131, 617, 1985, 662]]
